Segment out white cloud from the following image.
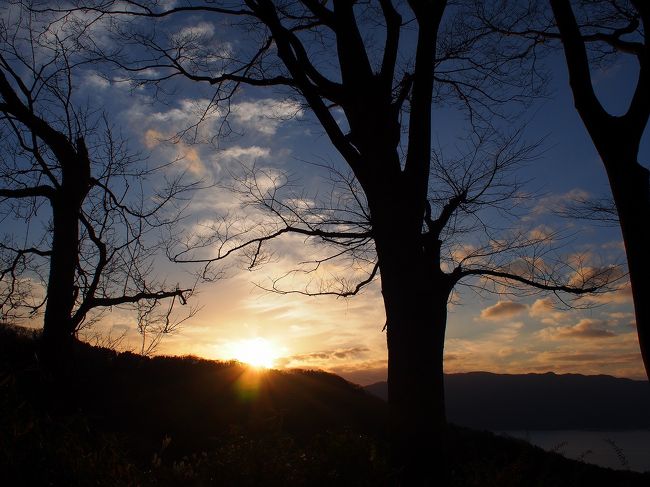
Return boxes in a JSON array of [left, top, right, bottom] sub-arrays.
[[232, 98, 303, 135], [172, 22, 216, 41], [82, 71, 110, 90], [151, 99, 218, 125], [217, 145, 271, 162], [526, 188, 590, 220]]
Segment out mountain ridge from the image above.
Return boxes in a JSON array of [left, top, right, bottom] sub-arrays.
[[365, 371, 650, 430]]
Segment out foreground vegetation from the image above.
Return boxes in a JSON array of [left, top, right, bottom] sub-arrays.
[[1, 324, 648, 486]]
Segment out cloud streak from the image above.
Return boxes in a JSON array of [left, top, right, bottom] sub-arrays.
[[277, 346, 370, 368]]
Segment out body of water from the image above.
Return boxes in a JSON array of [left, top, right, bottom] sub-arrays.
[[500, 430, 650, 473]]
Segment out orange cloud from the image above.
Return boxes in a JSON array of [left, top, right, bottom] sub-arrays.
[[529, 297, 553, 318], [526, 188, 590, 220], [530, 347, 644, 379], [144, 129, 164, 149], [587, 282, 633, 305], [528, 224, 555, 241], [528, 297, 568, 325], [567, 264, 623, 289], [276, 346, 370, 368], [480, 301, 527, 321], [183, 147, 205, 175], [539, 318, 616, 340]]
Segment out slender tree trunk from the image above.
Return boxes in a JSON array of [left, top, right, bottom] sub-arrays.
[[41, 196, 81, 354], [579, 117, 650, 381], [618, 195, 650, 381], [550, 0, 650, 381], [601, 147, 650, 380]]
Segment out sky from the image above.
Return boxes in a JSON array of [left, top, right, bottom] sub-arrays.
[[102, 50, 645, 385], [2, 3, 648, 385]]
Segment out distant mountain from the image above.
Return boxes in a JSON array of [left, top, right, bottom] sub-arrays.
[[365, 372, 650, 430]]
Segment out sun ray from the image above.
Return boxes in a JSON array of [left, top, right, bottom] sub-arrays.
[[228, 337, 279, 369]]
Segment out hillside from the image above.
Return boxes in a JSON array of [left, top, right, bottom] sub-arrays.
[[0, 325, 386, 456], [365, 372, 650, 430], [2, 325, 650, 486]]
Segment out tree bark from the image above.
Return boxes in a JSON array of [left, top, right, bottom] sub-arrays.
[[385, 278, 449, 485], [597, 139, 650, 380], [615, 166, 650, 381], [550, 0, 650, 381], [41, 147, 90, 360], [372, 195, 451, 484], [41, 197, 81, 347]]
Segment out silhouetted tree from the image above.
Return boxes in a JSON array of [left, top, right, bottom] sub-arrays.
[[471, 0, 650, 382], [551, 0, 650, 382], [0, 5, 196, 361], [45, 1, 618, 481]]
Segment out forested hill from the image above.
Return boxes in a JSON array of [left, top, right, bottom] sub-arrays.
[[3, 325, 650, 486], [365, 372, 650, 430], [0, 324, 386, 454]]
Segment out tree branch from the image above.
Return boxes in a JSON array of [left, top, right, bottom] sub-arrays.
[[549, 0, 610, 127], [88, 288, 191, 308], [456, 268, 602, 295], [0, 185, 55, 200]]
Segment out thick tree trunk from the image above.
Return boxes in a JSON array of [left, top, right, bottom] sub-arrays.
[[385, 283, 448, 485], [41, 149, 90, 362], [373, 209, 451, 485]]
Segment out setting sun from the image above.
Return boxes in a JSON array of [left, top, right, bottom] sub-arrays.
[[229, 338, 280, 369]]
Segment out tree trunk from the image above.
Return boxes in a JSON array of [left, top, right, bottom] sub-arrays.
[[41, 195, 81, 358], [374, 212, 451, 485], [601, 148, 650, 381], [41, 149, 90, 362], [580, 117, 650, 381], [550, 0, 650, 381], [385, 285, 448, 485]]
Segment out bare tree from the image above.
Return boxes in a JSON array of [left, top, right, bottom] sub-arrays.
[[45, 1, 620, 481], [0, 4, 197, 362], [470, 0, 650, 382], [550, 0, 650, 382]]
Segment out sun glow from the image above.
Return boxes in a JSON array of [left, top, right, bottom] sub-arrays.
[[229, 337, 279, 369]]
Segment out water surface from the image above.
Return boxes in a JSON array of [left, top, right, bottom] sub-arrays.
[[500, 430, 650, 473]]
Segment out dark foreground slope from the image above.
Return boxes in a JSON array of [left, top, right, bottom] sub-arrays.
[[2, 325, 649, 486], [366, 372, 650, 430]]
